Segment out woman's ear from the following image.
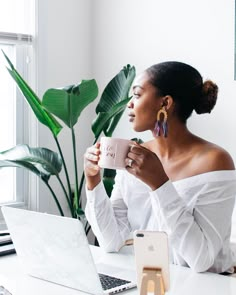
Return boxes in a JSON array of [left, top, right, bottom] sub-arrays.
[[162, 95, 174, 110]]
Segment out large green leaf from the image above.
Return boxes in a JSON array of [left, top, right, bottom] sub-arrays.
[[2, 50, 62, 136], [42, 80, 99, 128], [0, 145, 62, 176], [95, 65, 135, 112], [92, 97, 131, 138], [93, 65, 136, 137], [0, 160, 51, 182]]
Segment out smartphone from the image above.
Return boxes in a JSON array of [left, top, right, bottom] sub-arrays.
[[133, 230, 170, 292]]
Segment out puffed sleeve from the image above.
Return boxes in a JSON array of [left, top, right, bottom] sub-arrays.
[[150, 179, 236, 272], [85, 171, 131, 252]]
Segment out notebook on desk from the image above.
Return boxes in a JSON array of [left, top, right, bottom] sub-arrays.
[[1, 206, 136, 295]]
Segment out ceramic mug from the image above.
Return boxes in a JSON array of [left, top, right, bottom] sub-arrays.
[[98, 137, 133, 170]]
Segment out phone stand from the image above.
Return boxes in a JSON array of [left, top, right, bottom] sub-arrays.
[[140, 267, 164, 295]]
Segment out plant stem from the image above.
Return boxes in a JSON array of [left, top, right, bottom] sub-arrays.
[[44, 181, 64, 216], [78, 172, 85, 208], [53, 135, 73, 205], [56, 175, 73, 217], [71, 127, 79, 214], [85, 221, 91, 236]]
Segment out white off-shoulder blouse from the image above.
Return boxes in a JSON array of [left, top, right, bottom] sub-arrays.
[[85, 170, 236, 273]]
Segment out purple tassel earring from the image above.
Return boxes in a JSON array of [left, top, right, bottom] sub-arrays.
[[154, 107, 168, 137]]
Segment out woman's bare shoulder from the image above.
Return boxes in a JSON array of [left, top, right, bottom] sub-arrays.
[[195, 142, 235, 172]]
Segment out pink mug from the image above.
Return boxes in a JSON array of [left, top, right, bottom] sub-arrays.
[[98, 137, 133, 170]]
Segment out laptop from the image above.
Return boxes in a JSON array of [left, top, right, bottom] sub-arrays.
[[1, 206, 136, 295]]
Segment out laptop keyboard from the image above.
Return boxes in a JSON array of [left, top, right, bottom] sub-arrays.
[[99, 273, 131, 291]]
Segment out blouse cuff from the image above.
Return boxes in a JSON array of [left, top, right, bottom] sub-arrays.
[[86, 181, 108, 207]]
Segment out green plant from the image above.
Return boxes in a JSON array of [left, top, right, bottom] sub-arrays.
[[0, 50, 136, 221]]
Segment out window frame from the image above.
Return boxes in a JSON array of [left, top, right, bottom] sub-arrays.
[[0, 35, 36, 230]]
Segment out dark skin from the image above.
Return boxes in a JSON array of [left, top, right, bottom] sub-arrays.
[[84, 72, 235, 191]]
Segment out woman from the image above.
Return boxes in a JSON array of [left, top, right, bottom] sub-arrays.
[[84, 61, 236, 273]]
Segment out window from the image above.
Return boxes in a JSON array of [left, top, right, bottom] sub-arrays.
[[0, 45, 17, 204], [0, 1, 35, 224]]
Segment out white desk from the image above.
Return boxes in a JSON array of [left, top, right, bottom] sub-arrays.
[[0, 245, 236, 295]]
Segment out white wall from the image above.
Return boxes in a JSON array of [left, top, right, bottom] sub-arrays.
[[36, 0, 94, 215]]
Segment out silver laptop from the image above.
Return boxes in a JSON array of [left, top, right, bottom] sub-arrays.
[[1, 206, 136, 295]]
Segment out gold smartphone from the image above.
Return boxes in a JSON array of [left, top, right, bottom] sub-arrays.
[[133, 230, 170, 292]]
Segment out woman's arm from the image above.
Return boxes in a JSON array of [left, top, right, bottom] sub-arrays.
[[84, 143, 131, 251], [85, 171, 131, 252]]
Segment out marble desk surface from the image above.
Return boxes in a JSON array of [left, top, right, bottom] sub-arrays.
[[0, 245, 236, 295]]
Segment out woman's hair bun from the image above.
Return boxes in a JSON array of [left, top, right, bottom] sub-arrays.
[[194, 80, 218, 114]]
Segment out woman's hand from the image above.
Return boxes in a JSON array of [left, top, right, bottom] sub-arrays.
[[84, 143, 101, 190], [125, 142, 169, 190]]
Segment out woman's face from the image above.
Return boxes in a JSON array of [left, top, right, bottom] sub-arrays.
[[127, 71, 162, 132]]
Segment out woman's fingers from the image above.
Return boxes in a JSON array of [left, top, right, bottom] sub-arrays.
[[125, 158, 136, 168], [86, 143, 100, 154], [127, 143, 147, 165], [84, 152, 99, 162], [129, 142, 150, 154], [84, 143, 101, 177]]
